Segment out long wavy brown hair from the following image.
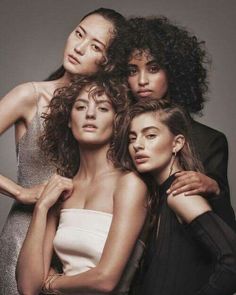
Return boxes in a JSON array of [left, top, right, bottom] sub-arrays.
[[40, 74, 129, 177], [110, 98, 204, 214]]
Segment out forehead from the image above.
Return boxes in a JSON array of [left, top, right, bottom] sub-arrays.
[[129, 50, 154, 64], [79, 14, 114, 44], [130, 112, 166, 131]]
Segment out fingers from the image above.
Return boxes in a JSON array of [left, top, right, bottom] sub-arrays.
[[167, 171, 201, 195]]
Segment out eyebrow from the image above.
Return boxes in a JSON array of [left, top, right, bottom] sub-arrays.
[[79, 25, 106, 48], [129, 126, 160, 134], [128, 59, 158, 66], [75, 98, 112, 105]]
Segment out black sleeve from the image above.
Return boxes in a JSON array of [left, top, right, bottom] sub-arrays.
[[187, 211, 236, 295], [203, 133, 236, 229]]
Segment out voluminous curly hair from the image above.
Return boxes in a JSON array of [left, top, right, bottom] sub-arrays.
[[40, 74, 129, 177], [124, 17, 209, 114]]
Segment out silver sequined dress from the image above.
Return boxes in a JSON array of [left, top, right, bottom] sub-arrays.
[[0, 83, 54, 295]]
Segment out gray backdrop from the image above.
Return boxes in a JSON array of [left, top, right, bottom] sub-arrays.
[[0, 0, 236, 232]]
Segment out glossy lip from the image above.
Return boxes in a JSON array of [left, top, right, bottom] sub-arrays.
[[134, 153, 150, 164], [68, 54, 80, 65]]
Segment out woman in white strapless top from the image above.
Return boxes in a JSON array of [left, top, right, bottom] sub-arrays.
[[16, 75, 148, 295]]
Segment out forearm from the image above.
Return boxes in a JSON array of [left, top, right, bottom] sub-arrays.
[[16, 205, 49, 295], [188, 211, 236, 295], [0, 174, 22, 200], [53, 266, 116, 294]]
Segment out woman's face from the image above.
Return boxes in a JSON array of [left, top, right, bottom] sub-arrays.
[[70, 86, 115, 146], [128, 50, 168, 100], [128, 112, 176, 183], [63, 14, 114, 75]]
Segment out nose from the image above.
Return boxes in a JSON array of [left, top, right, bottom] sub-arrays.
[[132, 136, 145, 152], [74, 40, 88, 56], [138, 71, 149, 87], [86, 101, 96, 119]]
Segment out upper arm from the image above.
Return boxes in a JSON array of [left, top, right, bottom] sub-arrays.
[[43, 206, 59, 278], [167, 192, 211, 224], [0, 82, 36, 134], [97, 173, 148, 284]]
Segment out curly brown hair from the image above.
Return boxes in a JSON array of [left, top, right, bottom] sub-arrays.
[[122, 17, 209, 114], [40, 74, 129, 177]]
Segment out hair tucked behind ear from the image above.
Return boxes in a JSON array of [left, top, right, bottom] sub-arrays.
[[110, 98, 204, 214]]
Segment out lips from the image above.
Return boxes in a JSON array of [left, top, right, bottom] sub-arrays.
[[137, 89, 153, 98], [134, 154, 149, 164], [82, 124, 97, 131], [68, 54, 80, 65]]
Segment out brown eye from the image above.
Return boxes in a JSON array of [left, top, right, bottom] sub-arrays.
[[92, 44, 102, 52], [146, 134, 157, 139], [129, 136, 136, 143], [127, 66, 137, 76], [75, 30, 83, 38], [148, 64, 160, 73]]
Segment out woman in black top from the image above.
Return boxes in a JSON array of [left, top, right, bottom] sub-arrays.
[[113, 99, 236, 295]]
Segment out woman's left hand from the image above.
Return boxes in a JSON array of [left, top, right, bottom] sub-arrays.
[[167, 171, 220, 197]]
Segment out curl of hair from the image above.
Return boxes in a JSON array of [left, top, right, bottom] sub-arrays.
[[110, 98, 204, 214], [123, 17, 210, 114], [40, 74, 130, 177]]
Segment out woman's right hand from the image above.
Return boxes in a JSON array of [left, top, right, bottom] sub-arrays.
[[36, 174, 73, 210]]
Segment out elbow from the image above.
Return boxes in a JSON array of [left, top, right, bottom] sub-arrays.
[[17, 277, 42, 295], [94, 270, 119, 293]]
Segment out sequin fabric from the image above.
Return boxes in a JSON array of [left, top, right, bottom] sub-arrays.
[[0, 86, 55, 295]]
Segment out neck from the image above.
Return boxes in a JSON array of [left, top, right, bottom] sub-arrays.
[[153, 160, 183, 185], [75, 143, 115, 180], [54, 71, 73, 86]]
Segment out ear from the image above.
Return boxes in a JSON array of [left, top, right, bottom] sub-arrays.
[[68, 119, 71, 128], [172, 134, 185, 154]]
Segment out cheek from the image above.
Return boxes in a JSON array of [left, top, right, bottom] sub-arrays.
[[128, 77, 137, 91]]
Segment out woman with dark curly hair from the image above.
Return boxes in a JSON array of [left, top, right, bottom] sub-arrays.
[[124, 16, 236, 229], [112, 98, 236, 295], [0, 8, 127, 294], [16, 75, 148, 295]]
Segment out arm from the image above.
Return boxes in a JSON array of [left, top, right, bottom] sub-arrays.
[[167, 193, 236, 295], [0, 82, 45, 203], [50, 173, 148, 294], [16, 174, 73, 295]]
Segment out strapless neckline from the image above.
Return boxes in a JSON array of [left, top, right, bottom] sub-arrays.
[[61, 208, 113, 217]]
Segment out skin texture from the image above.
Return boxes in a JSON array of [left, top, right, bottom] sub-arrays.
[[128, 111, 211, 224], [127, 51, 220, 198], [128, 51, 168, 100], [0, 13, 115, 203], [16, 90, 148, 295], [129, 112, 183, 184]]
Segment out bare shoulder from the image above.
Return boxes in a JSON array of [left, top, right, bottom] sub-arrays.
[[167, 192, 211, 223], [114, 171, 148, 204], [3, 82, 37, 106]]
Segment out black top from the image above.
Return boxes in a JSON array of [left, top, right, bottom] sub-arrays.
[[190, 120, 236, 229], [138, 174, 236, 295]]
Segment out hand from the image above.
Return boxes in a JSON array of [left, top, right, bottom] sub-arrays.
[[167, 171, 220, 197], [36, 174, 73, 210], [16, 183, 47, 204]]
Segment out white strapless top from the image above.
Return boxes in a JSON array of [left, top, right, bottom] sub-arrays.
[[53, 209, 113, 276]]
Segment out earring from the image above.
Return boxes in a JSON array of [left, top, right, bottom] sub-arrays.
[[169, 150, 177, 177]]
